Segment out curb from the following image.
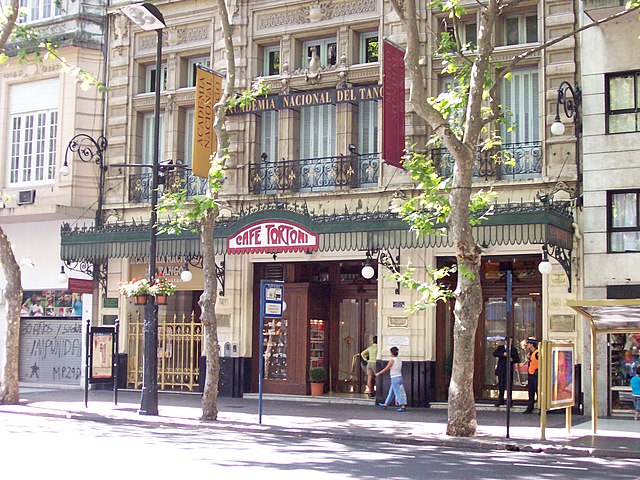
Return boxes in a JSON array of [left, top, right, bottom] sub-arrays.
[[3, 404, 637, 459]]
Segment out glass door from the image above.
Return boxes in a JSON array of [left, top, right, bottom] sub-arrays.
[[337, 296, 377, 393]]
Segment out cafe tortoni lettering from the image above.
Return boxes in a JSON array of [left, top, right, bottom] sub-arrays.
[[229, 84, 383, 114], [228, 220, 319, 254]]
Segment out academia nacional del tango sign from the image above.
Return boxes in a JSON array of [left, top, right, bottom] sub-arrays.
[[227, 220, 319, 254]]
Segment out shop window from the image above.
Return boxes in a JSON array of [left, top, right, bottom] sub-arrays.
[[145, 63, 168, 93], [505, 14, 538, 45], [302, 38, 337, 68], [358, 100, 378, 154], [608, 190, 640, 252], [359, 32, 379, 63], [610, 333, 640, 412], [259, 110, 279, 162], [187, 57, 211, 87], [141, 112, 165, 164], [300, 104, 336, 158], [607, 71, 640, 134], [263, 317, 288, 380], [264, 46, 280, 76]]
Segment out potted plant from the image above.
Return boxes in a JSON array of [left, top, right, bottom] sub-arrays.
[[148, 273, 176, 305], [118, 277, 150, 305], [309, 366, 327, 396]]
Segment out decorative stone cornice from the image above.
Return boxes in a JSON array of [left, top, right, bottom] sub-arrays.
[[256, 0, 376, 31]]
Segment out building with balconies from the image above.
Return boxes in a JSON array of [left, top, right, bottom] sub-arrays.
[[59, 0, 582, 407]]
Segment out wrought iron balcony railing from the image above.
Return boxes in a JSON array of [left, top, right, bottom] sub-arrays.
[[128, 169, 208, 203], [432, 141, 542, 181], [249, 153, 379, 195]]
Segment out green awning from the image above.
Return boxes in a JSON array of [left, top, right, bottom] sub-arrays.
[[61, 201, 573, 262]]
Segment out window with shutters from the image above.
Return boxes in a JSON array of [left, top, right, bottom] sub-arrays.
[[145, 63, 168, 93], [183, 108, 195, 165], [9, 110, 58, 185], [300, 104, 336, 159], [142, 112, 165, 164], [607, 71, 640, 134], [358, 101, 378, 154], [259, 110, 279, 162], [301, 38, 337, 68], [500, 67, 539, 144]]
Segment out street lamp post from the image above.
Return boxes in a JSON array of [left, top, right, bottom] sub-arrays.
[[123, 1, 166, 416]]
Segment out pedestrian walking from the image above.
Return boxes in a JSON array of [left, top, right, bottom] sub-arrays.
[[375, 346, 407, 412], [523, 337, 539, 414]]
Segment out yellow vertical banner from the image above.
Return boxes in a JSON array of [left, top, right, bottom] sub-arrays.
[[193, 66, 223, 179]]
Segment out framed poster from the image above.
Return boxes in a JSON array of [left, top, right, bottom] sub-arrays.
[[548, 342, 575, 410], [89, 326, 115, 383]]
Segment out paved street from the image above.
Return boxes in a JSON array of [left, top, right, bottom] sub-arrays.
[[1, 412, 639, 479]]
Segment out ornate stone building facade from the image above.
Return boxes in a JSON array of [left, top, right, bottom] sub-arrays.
[[60, 0, 583, 407]]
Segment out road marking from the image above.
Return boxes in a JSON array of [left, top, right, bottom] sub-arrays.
[[513, 463, 588, 471]]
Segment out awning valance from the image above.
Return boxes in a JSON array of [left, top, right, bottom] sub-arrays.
[[61, 201, 573, 262]]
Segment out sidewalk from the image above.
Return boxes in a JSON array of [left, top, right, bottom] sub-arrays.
[[3, 385, 640, 459]]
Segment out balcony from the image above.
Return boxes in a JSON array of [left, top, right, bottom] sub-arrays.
[[432, 141, 542, 181], [128, 170, 208, 203], [249, 153, 379, 195]]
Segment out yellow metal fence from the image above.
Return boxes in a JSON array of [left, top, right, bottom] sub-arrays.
[[127, 311, 203, 391]]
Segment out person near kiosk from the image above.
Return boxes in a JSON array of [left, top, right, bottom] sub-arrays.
[[523, 337, 539, 414]]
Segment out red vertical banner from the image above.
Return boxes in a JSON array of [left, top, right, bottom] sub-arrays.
[[382, 39, 406, 169]]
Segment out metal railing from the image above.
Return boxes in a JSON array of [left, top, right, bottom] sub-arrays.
[[432, 141, 542, 181], [127, 310, 203, 391], [129, 169, 208, 203], [249, 153, 379, 195]]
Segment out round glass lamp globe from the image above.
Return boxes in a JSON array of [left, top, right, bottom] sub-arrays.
[[180, 269, 193, 283], [361, 264, 375, 279], [538, 260, 553, 275], [57, 271, 68, 284], [550, 121, 565, 136], [60, 164, 71, 176]]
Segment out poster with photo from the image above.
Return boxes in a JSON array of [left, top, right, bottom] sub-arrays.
[[550, 343, 575, 409], [21, 290, 83, 318], [90, 328, 114, 382]]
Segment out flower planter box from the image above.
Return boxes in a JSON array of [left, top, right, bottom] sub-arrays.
[[135, 295, 147, 305], [155, 295, 168, 305]]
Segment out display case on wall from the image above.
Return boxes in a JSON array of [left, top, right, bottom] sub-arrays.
[[309, 319, 325, 369], [262, 317, 287, 380]]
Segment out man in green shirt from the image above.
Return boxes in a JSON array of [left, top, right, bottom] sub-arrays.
[[361, 336, 378, 398]]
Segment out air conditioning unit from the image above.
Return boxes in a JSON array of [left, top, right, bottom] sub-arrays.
[[17, 190, 36, 205]]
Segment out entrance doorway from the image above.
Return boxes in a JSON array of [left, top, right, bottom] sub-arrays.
[[252, 260, 377, 396], [435, 256, 542, 402], [335, 291, 377, 394]]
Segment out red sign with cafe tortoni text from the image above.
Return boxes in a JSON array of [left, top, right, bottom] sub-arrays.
[[227, 220, 319, 254]]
